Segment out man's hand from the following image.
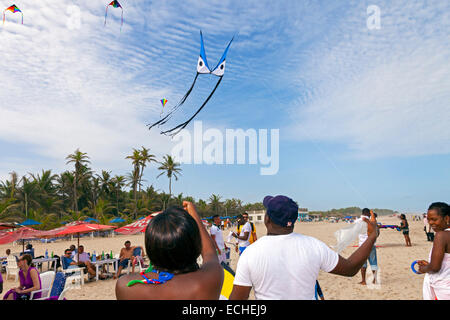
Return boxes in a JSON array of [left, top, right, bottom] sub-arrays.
[[367, 210, 379, 238], [217, 248, 221, 255]]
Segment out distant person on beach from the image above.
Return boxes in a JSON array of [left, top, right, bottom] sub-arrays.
[[210, 215, 228, 264], [74, 245, 107, 280], [232, 214, 251, 256], [358, 208, 379, 285], [3, 254, 42, 300], [399, 214, 412, 247], [229, 196, 380, 300], [416, 202, 450, 300], [114, 240, 137, 279], [115, 202, 223, 299], [243, 212, 258, 244], [63, 248, 104, 280]]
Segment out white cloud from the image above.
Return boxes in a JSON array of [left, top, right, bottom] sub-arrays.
[[287, 1, 450, 159]]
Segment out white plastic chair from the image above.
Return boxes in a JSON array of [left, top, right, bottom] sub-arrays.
[[127, 255, 144, 274], [6, 255, 19, 282], [60, 256, 85, 289], [30, 271, 55, 300]]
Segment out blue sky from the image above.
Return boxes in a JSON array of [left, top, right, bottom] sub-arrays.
[[0, 0, 449, 212]]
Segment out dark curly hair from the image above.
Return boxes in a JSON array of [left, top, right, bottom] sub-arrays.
[[145, 206, 201, 274]]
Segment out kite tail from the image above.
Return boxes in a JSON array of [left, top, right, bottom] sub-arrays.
[[120, 9, 123, 32], [104, 7, 108, 26], [147, 73, 199, 130], [147, 114, 171, 130], [172, 73, 199, 112], [161, 76, 223, 137], [21, 13, 23, 24]]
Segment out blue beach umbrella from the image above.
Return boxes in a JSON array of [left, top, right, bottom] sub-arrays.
[[20, 219, 42, 226], [84, 218, 99, 223], [109, 217, 125, 223]]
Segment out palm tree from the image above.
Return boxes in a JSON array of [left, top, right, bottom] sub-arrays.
[[0, 171, 19, 200], [18, 175, 39, 218], [209, 194, 223, 215], [112, 175, 126, 215], [157, 155, 182, 209], [126, 149, 142, 219], [65, 149, 91, 214], [138, 147, 156, 194]]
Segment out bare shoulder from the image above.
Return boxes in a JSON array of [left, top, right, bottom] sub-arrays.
[[115, 274, 143, 300]]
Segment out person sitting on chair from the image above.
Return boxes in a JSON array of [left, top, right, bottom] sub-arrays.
[[114, 241, 137, 279], [63, 248, 104, 281], [3, 254, 42, 300]]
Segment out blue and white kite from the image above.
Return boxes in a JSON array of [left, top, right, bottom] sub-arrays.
[[148, 31, 234, 136]]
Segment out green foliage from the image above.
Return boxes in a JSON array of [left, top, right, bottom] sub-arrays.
[[0, 148, 268, 227], [309, 207, 399, 217]]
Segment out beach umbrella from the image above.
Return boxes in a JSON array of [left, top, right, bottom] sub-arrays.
[[54, 223, 116, 261], [20, 219, 42, 226], [114, 212, 161, 235], [84, 218, 99, 223], [0, 222, 18, 230], [109, 217, 125, 223], [0, 226, 41, 251]]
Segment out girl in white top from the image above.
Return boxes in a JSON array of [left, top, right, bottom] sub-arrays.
[[417, 202, 450, 300]]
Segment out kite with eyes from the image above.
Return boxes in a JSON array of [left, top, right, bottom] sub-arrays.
[[148, 31, 234, 137]]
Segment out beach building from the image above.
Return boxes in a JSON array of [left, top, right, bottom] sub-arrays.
[[298, 208, 309, 221], [246, 210, 265, 224]]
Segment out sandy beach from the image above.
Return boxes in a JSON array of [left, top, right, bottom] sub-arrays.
[[0, 216, 431, 300]]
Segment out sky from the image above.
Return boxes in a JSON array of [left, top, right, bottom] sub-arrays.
[[0, 0, 449, 212]]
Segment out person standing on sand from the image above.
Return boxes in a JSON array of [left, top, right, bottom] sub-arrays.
[[416, 202, 450, 300], [358, 208, 379, 285], [210, 215, 228, 264], [231, 214, 251, 256], [399, 214, 412, 247], [229, 195, 380, 300]]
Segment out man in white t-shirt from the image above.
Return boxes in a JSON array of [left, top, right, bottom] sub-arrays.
[[210, 215, 228, 264], [358, 208, 378, 285], [232, 214, 252, 256], [229, 195, 379, 300]]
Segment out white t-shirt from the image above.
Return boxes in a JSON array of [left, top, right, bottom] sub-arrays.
[[210, 225, 225, 250], [238, 222, 252, 247], [233, 233, 339, 300], [358, 216, 369, 246]]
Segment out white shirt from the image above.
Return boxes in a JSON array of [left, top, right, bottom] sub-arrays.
[[238, 222, 252, 247], [358, 216, 369, 246], [210, 225, 225, 250], [74, 252, 90, 263], [233, 233, 339, 300]]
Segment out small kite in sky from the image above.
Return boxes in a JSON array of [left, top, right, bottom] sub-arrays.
[[160, 99, 168, 115], [148, 31, 234, 137], [104, 0, 123, 31], [3, 4, 23, 24]]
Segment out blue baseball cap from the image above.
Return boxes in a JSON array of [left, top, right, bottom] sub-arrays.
[[263, 195, 298, 227]]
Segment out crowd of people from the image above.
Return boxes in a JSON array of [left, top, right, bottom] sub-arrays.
[[1, 198, 449, 300]]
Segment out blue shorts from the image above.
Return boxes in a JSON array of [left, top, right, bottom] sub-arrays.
[[238, 246, 247, 256], [363, 246, 378, 270], [119, 258, 130, 268]]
